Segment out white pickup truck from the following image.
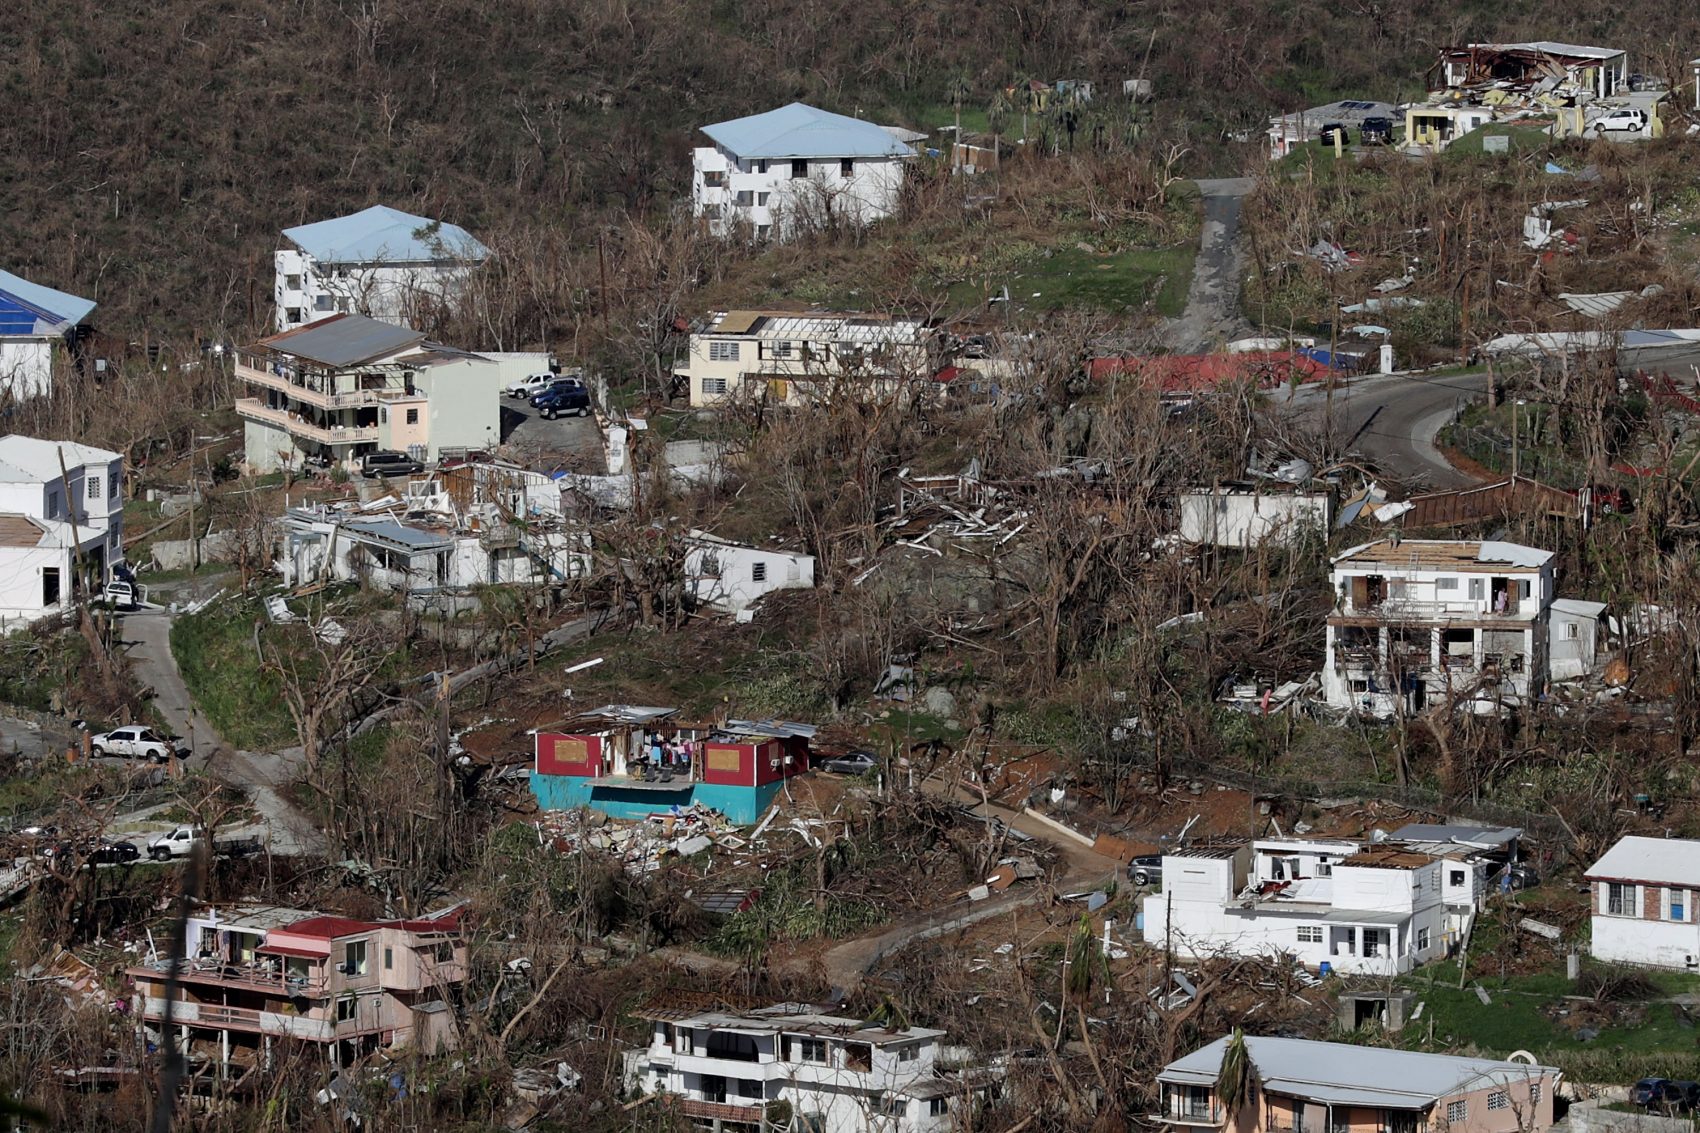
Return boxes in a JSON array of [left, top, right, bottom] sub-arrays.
[[146, 826, 264, 862], [90, 726, 188, 763]]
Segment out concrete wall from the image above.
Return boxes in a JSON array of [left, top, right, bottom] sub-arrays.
[[1179, 491, 1330, 548], [1572, 1100, 1694, 1133], [414, 357, 502, 459], [151, 531, 238, 571]]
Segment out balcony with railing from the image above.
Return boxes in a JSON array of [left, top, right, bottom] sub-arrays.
[[672, 1097, 766, 1125], [129, 958, 328, 998], [235, 399, 378, 446]]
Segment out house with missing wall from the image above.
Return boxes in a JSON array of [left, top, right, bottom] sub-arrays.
[[1177, 484, 1332, 548], [126, 904, 467, 1075], [624, 1000, 1000, 1132], [274, 205, 488, 332], [684, 530, 816, 618], [1156, 1035, 1559, 1133], [1139, 840, 1450, 976], [0, 268, 96, 400], [1586, 835, 1700, 971], [530, 706, 815, 823], [0, 435, 124, 630], [691, 103, 917, 240], [674, 310, 935, 409]]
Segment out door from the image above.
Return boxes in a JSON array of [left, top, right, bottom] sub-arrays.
[[42, 567, 60, 608]]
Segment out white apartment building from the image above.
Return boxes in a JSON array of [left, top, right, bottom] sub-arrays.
[[274, 205, 488, 332], [0, 435, 123, 628], [1140, 840, 1449, 976], [675, 311, 934, 408], [0, 269, 96, 401], [1325, 540, 1559, 715], [625, 1003, 998, 1132], [236, 313, 505, 472], [692, 103, 917, 240], [1586, 836, 1700, 971]]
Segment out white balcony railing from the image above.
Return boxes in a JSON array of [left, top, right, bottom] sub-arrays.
[[235, 399, 377, 446]]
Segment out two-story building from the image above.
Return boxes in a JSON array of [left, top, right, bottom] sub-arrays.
[[1140, 840, 1449, 976], [127, 904, 467, 1073], [692, 103, 917, 240], [625, 1002, 999, 1132], [236, 313, 506, 472], [274, 205, 488, 332], [1383, 823, 1524, 942], [1157, 1035, 1560, 1133], [1586, 835, 1700, 971], [0, 268, 96, 401], [1325, 539, 1560, 715], [675, 311, 934, 409], [0, 434, 124, 629]]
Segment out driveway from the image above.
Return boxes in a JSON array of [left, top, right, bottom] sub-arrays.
[[500, 399, 605, 472], [1164, 177, 1256, 353]]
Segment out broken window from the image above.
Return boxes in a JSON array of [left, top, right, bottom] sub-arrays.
[[844, 1043, 872, 1072], [1450, 869, 1465, 887], [791, 159, 808, 178], [840, 158, 855, 177]]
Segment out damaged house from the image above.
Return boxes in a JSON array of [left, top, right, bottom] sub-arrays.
[[675, 310, 936, 409], [1177, 483, 1332, 549], [1409, 41, 1634, 151], [684, 530, 816, 618]]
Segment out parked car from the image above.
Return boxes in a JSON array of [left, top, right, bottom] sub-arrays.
[[1128, 855, 1163, 886], [532, 385, 592, 420], [101, 578, 144, 610], [1317, 122, 1349, 146], [506, 372, 560, 399], [1498, 863, 1540, 890], [89, 726, 187, 763], [1360, 116, 1395, 145], [146, 826, 264, 862], [360, 450, 425, 478], [1593, 108, 1648, 135], [821, 751, 878, 776], [91, 839, 140, 865]]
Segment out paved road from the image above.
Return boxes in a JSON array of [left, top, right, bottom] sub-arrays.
[[1164, 178, 1256, 353], [1282, 369, 1494, 489], [119, 609, 324, 857]]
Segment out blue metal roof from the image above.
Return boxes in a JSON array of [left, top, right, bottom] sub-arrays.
[[283, 206, 488, 266], [0, 269, 96, 337], [700, 103, 914, 160]]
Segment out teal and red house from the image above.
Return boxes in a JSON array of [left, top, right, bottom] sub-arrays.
[[529, 704, 816, 824]]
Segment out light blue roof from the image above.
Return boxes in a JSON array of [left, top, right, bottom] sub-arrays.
[[0, 268, 96, 335], [700, 103, 914, 160], [283, 206, 488, 266]]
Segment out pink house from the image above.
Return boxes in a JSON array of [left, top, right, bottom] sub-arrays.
[[1157, 1036, 1560, 1133]]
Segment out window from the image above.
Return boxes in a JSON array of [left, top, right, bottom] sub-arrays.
[[1468, 578, 1485, 600], [752, 562, 768, 583], [771, 340, 792, 359], [757, 192, 770, 205], [286, 307, 303, 323], [284, 274, 302, 290], [1435, 577, 1459, 591], [735, 190, 753, 207], [791, 159, 808, 178], [314, 294, 336, 311], [46, 490, 60, 518], [703, 204, 723, 219], [86, 475, 101, 500], [738, 1080, 763, 1099], [1519, 580, 1532, 600], [1417, 927, 1431, 950], [1296, 925, 1323, 944], [1450, 869, 1466, 887], [708, 340, 741, 362], [702, 170, 725, 188], [1315, 858, 1332, 877], [898, 1046, 918, 1062], [1563, 621, 1580, 640], [344, 939, 368, 976], [109, 474, 118, 500], [1364, 931, 1382, 957], [337, 996, 357, 1022], [405, 408, 419, 425], [383, 947, 393, 970], [1672, 889, 1687, 922], [756, 160, 769, 174], [930, 1098, 949, 1116], [795, 1038, 827, 1063], [1447, 1100, 1467, 1124], [435, 940, 454, 961], [840, 158, 855, 177], [1487, 1092, 1509, 1111], [1530, 1083, 1542, 1106], [845, 1043, 872, 1072], [702, 377, 728, 396], [873, 1096, 905, 1118], [756, 224, 771, 240], [1607, 882, 1635, 917]]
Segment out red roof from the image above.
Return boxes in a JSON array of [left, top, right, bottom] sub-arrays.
[[282, 915, 377, 940], [1088, 351, 1329, 392], [933, 365, 967, 383]]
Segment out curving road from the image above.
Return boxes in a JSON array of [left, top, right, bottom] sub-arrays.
[[1280, 369, 1494, 489]]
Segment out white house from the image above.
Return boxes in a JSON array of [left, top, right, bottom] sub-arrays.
[[1383, 822, 1524, 942], [0, 268, 96, 401], [274, 205, 488, 332], [1586, 836, 1700, 971], [1324, 540, 1558, 715], [1139, 840, 1449, 976], [236, 313, 506, 472], [0, 435, 124, 629], [692, 103, 917, 240], [1177, 485, 1332, 548], [685, 531, 815, 617], [1547, 598, 1606, 680], [674, 311, 934, 408], [623, 1002, 999, 1132]]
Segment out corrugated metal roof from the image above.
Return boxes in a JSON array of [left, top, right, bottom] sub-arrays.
[[1388, 823, 1522, 848], [1333, 538, 1552, 570], [256, 313, 425, 367], [342, 519, 453, 552], [1586, 835, 1700, 885], [0, 268, 96, 335], [283, 205, 488, 265], [701, 103, 915, 160], [1159, 1036, 1559, 1106], [1473, 41, 1624, 61]]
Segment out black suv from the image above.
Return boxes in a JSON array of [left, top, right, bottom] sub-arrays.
[[1318, 122, 1349, 146], [534, 385, 592, 420], [1360, 116, 1394, 145], [360, 450, 425, 478]]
